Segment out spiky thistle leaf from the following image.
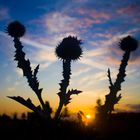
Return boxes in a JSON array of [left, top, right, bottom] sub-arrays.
[[115, 94, 122, 104], [13, 38, 42, 96], [34, 65, 39, 78], [64, 89, 82, 105], [107, 68, 113, 89], [7, 96, 40, 113]]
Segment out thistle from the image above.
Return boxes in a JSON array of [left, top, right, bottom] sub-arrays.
[[54, 36, 82, 120], [7, 21, 25, 38], [7, 21, 83, 121], [55, 36, 83, 60], [6, 21, 51, 119], [100, 36, 138, 116]]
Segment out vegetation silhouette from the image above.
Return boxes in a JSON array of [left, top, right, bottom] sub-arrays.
[[55, 36, 82, 120], [0, 112, 140, 140], [6, 21, 82, 121], [3, 21, 140, 140], [96, 36, 139, 119]]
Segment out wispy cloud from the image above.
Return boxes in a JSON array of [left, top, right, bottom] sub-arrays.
[[84, 48, 108, 58], [32, 4, 112, 37], [21, 37, 52, 50], [21, 38, 57, 69], [15, 69, 23, 76], [127, 104, 140, 112], [72, 67, 91, 77], [76, 71, 107, 88], [26, 0, 140, 71], [77, 8, 110, 21], [0, 7, 10, 21], [80, 58, 107, 70], [0, 31, 57, 70], [7, 87, 15, 92], [44, 12, 76, 33], [116, 104, 140, 112], [117, 4, 140, 16], [42, 11, 95, 36]]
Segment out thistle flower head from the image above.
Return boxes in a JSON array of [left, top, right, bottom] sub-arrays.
[[6, 21, 25, 38], [55, 36, 83, 60], [119, 36, 138, 52]]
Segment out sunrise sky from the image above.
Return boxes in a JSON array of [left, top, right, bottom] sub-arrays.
[[0, 0, 140, 116]]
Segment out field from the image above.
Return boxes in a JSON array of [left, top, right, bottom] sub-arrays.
[[0, 112, 140, 140]]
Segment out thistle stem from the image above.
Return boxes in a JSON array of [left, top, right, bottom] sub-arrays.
[[54, 59, 71, 120], [114, 51, 130, 91], [38, 94, 51, 119], [13, 37, 49, 117], [54, 101, 63, 121], [104, 51, 131, 114]]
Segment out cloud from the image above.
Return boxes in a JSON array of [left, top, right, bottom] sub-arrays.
[[21, 37, 52, 50], [33, 4, 111, 37], [116, 104, 140, 112], [84, 48, 108, 58], [16, 69, 23, 76], [27, 1, 140, 71], [0, 7, 10, 21], [127, 104, 140, 112], [117, 4, 140, 16], [44, 12, 76, 33], [105, 53, 140, 66], [77, 8, 110, 21], [7, 87, 15, 92], [26, 10, 114, 71], [72, 67, 91, 77], [39, 62, 53, 69], [80, 58, 107, 70], [43, 11, 95, 35], [34, 49, 56, 62], [0, 31, 57, 71], [21, 37, 57, 69], [2, 2, 139, 73], [22, 37, 56, 59], [117, 4, 140, 23], [77, 71, 107, 87], [7, 80, 21, 92], [88, 30, 140, 66], [0, 31, 13, 58]]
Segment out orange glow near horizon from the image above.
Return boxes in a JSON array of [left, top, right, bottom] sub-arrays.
[[86, 114, 91, 119], [82, 114, 93, 126]]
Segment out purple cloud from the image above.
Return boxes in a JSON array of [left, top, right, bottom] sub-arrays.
[[0, 7, 10, 21]]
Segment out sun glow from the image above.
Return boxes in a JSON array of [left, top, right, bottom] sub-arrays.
[[86, 114, 91, 119]]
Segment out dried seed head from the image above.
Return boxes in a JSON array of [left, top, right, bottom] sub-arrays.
[[7, 21, 25, 38], [55, 36, 83, 60], [119, 36, 138, 52]]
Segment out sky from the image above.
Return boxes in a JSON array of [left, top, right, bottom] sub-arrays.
[[0, 0, 140, 117]]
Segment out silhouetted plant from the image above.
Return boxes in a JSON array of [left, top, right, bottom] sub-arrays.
[[13, 112, 18, 120], [97, 36, 138, 117], [7, 21, 50, 119], [77, 111, 85, 127], [6, 21, 82, 121], [21, 113, 26, 120], [95, 98, 103, 114], [60, 107, 70, 118], [54, 36, 82, 120]]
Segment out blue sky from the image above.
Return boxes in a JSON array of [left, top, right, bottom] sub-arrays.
[[0, 0, 140, 116]]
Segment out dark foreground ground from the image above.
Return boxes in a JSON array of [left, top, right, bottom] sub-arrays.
[[0, 113, 140, 140]]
